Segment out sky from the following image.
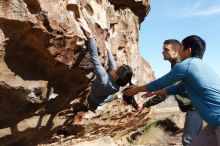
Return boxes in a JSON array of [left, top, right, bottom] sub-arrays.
[[140, 0, 220, 78]]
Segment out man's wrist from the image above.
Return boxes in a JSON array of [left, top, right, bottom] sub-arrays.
[[156, 89, 167, 96], [154, 91, 159, 96], [138, 85, 147, 93]]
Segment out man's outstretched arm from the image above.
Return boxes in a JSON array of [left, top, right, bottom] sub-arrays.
[[143, 95, 167, 108]]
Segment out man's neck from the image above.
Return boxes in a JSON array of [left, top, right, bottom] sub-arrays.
[[169, 58, 177, 63], [169, 57, 181, 68], [109, 70, 118, 81]]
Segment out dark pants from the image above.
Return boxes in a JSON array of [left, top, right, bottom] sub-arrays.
[[87, 96, 99, 112]]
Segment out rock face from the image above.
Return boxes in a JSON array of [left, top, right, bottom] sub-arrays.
[[0, 0, 154, 145]]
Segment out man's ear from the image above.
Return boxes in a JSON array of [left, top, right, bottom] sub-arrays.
[[187, 47, 192, 56], [173, 48, 179, 55]]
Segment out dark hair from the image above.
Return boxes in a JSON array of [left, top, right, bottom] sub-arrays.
[[182, 35, 206, 59], [116, 64, 133, 86], [164, 39, 181, 50]]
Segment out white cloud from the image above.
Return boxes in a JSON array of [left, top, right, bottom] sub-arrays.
[[151, 1, 220, 20], [181, 1, 220, 18], [191, 7, 220, 16]]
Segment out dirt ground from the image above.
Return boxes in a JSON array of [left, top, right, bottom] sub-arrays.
[[129, 105, 186, 146], [153, 106, 185, 146]]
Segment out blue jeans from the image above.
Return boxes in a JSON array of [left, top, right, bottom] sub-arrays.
[[182, 110, 203, 146]]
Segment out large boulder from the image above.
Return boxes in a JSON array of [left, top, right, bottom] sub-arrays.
[[0, 0, 154, 145]]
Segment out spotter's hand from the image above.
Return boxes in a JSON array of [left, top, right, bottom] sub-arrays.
[[123, 85, 139, 96], [141, 92, 155, 98]]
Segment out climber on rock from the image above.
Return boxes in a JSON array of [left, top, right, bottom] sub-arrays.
[[78, 18, 138, 112]]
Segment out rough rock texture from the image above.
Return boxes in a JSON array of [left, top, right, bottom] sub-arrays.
[[0, 0, 154, 145], [109, 0, 150, 23]]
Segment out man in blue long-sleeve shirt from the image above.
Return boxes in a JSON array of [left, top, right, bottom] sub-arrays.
[[142, 39, 203, 146], [124, 35, 220, 146], [78, 18, 134, 111]]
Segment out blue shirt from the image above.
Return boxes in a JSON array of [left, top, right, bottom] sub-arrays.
[[88, 38, 120, 106], [147, 57, 220, 128]]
